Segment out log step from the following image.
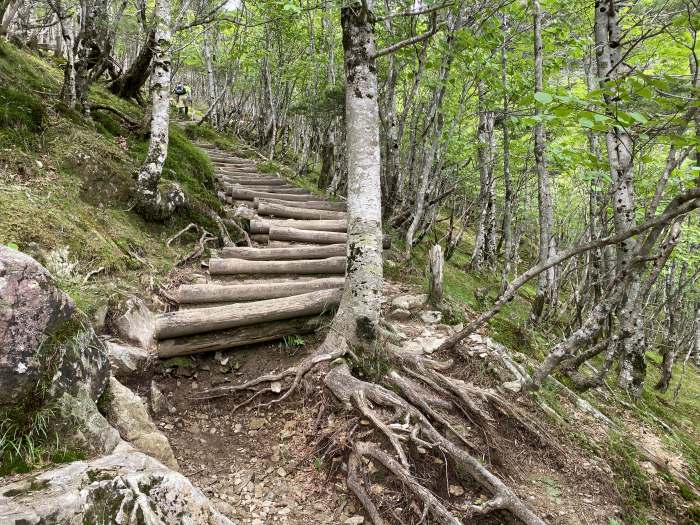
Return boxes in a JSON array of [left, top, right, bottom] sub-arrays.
[[224, 184, 310, 196], [254, 197, 346, 212], [218, 182, 301, 193], [208, 256, 346, 275], [257, 202, 347, 220], [219, 244, 346, 260], [270, 226, 391, 248], [221, 177, 286, 186], [172, 276, 344, 304], [158, 316, 326, 358], [229, 188, 318, 202], [155, 288, 341, 339], [248, 219, 347, 234]]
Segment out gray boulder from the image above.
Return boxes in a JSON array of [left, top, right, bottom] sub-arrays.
[[0, 452, 236, 524], [391, 293, 428, 311], [104, 339, 150, 377], [112, 295, 155, 350], [0, 246, 109, 408], [104, 377, 179, 470]]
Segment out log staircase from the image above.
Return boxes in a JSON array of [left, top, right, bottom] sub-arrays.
[[155, 145, 352, 358]]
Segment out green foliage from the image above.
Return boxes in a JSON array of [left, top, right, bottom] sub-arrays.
[[0, 86, 46, 149], [281, 334, 305, 349]]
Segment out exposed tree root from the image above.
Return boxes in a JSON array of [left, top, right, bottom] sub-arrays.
[[325, 360, 545, 525], [198, 328, 547, 524]]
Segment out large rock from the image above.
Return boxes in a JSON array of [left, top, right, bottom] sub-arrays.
[[104, 377, 179, 470], [0, 246, 109, 408], [391, 293, 428, 311], [53, 389, 124, 456], [104, 338, 150, 377], [0, 452, 236, 524], [112, 295, 155, 350]]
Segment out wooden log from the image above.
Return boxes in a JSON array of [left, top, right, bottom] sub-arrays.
[[208, 256, 346, 275], [258, 202, 347, 220], [254, 197, 346, 211], [155, 288, 341, 339], [229, 188, 317, 202], [221, 177, 286, 186], [269, 226, 391, 248], [158, 316, 326, 357], [219, 181, 299, 193], [225, 184, 310, 195], [249, 234, 269, 243], [211, 158, 257, 165], [172, 276, 344, 303], [216, 166, 259, 172], [269, 226, 346, 244], [248, 219, 346, 234], [219, 244, 346, 260]]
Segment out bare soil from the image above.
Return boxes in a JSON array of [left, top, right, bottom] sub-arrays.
[[117, 280, 643, 525]]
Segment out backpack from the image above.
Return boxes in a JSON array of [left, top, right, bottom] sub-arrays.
[[174, 83, 185, 95]]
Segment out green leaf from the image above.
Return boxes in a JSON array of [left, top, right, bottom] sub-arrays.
[[534, 91, 553, 104], [578, 117, 594, 128], [5, 242, 19, 250], [628, 112, 648, 124]]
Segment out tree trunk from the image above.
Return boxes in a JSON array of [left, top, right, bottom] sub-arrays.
[[202, 28, 218, 127], [327, 3, 384, 345], [134, 0, 184, 221], [428, 244, 444, 306], [500, 13, 514, 291], [471, 80, 497, 270], [0, 0, 19, 36], [531, 0, 557, 322], [594, 0, 645, 394], [403, 19, 456, 260], [109, 30, 155, 102]]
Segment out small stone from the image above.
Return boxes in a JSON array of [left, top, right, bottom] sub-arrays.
[[502, 380, 522, 393], [344, 516, 364, 525], [449, 485, 465, 497], [150, 381, 167, 415], [388, 308, 411, 320], [249, 417, 266, 430], [277, 467, 287, 477], [391, 294, 428, 311], [420, 310, 442, 324], [270, 381, 282, 393]]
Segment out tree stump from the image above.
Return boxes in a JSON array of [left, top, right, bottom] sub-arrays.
[[428, 244, 444, 306]]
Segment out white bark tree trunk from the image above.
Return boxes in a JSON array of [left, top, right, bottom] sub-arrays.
[[202, 28, 218, 128], [471, 81, 497, 270], [531, 0, 557, 322], [134, 0, 184, 221], [328, 2, 384, 345]]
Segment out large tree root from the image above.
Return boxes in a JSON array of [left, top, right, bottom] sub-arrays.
[[325, 360, 545, 525], [198, 333, 545, 524]]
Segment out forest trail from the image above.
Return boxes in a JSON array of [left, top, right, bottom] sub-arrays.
[[145, 145, 622, 525], [147, 144, 358, 524], [154, 144, 346, 358]]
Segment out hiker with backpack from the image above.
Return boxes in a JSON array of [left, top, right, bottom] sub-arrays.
[[174, 81, 188, 116]]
